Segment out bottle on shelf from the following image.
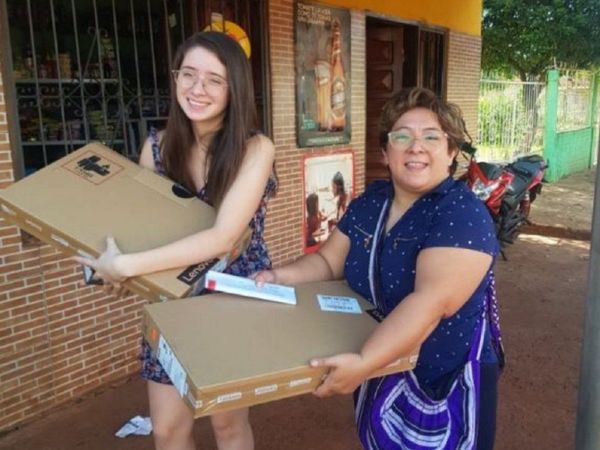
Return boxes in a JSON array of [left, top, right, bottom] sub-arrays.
[[24, 44, 33, 78], [329, 18, 346, 131]]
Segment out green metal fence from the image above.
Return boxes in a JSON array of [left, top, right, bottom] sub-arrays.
[[544, 69, 599, 182], [477, 69, 599, 182]]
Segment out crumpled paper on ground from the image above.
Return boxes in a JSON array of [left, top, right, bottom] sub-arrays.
[[115, 415, 153, 438]]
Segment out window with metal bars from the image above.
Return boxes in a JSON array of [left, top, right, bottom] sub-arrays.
[[3, 0, 268, 177]]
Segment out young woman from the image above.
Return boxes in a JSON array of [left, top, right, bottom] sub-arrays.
[[253, 87, 503, 450], [77, 32, 276, 450]]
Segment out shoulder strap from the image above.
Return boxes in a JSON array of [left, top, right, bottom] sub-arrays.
[[367, 198, 390, 308]]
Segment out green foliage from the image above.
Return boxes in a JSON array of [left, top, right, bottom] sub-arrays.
[[482, 0, 600, 81], [478, 90, 521, 144], [477, 82, 545, 160]]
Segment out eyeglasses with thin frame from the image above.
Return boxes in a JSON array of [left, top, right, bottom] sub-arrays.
[[387, 129, 448, 152], [171, 68, 228, 95]]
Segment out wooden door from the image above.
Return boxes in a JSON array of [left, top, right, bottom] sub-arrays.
[[365, 21, 405, 186]]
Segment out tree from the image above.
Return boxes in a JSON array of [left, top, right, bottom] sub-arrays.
[[481, 0, 600, 151], [482, 0, 600, 82]]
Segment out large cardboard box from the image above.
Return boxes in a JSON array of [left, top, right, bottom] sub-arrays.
[[0, 143, 250, 302], [142, 280, 419, 417]]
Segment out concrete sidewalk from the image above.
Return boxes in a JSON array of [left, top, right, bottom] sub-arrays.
[[0, 168, 595, 450]]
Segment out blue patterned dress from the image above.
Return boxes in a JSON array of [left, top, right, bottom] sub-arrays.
[[337, 178, 503, 449], [140, 129, 277, 383]]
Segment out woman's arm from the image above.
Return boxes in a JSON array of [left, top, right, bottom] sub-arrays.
[[311, 246, 493, 397], [138, 135, 157, 171], [76, 134, 275, 282], [253, 228, 350, 285]]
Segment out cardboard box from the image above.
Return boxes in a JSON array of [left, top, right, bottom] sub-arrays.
[[142, 280, 419, 417], [0, 143, 250, 302]]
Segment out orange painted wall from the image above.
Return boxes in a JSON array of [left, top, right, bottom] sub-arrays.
[[320, 0, 482, 36]]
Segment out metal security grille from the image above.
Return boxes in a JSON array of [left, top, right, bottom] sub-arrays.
[[6, 0, 188, 175], [478, 79, 546, 161], [5, 0, 268, 176]]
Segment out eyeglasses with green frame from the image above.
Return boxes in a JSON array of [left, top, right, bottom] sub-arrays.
[[171, 68, 228, 95], [387, 129, 448, 152]]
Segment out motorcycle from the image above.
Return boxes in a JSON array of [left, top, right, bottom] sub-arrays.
[[461, 143, 547, 257]]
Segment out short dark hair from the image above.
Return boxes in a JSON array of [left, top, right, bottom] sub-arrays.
[[378, 88, 471, 174]]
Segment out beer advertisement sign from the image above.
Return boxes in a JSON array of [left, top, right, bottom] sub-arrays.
[[295, 2, 351, 147]]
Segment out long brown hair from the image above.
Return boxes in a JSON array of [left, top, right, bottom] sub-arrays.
[[161, 32, 257, 207]]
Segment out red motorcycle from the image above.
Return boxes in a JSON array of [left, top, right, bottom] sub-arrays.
[[463, 144, 547, 256]]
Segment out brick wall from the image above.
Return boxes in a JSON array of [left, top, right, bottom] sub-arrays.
[[446, 30, 482, 139], [265, 0, 366, 266], [0, 54, 145, 431], [0, 68, 13, 188]]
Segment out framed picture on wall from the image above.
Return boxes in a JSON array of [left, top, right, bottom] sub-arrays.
[[295, 1, 351, 147], [302, 151, 354, 253]]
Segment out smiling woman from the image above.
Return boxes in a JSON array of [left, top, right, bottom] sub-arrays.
[[381, 107, 457, 203], [252, 88, 503, 450], [75, 31, 277, 450]]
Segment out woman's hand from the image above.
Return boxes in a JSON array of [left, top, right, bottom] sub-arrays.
[[249, 270, 277, 287], [310, 353, 371, 398], [73, 236, 128, 284]]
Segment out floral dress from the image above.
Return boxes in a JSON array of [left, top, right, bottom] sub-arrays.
[[140, 128, 277, 383]]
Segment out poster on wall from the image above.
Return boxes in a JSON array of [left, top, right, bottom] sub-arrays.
[[302, 152, 354, 253], [295, 2, 351, 147]]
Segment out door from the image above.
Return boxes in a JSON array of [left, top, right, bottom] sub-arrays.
[[365, 20, 406, 186], [365, 19, 445, 186]]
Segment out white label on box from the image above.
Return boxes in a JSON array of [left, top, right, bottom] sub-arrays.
[[50, 234, 70, 248], [317, 295, 362, 314], [204, 270, 297, 305], [217, 392, 242, 404], [289, 377, 312, 388], [186, 390, 203, 409], [0, 204, 16, 216], [24, 219, 42, 232], [255, 384, 278, 396], [156, 335, 187, 397]]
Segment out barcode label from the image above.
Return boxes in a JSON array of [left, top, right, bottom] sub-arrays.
[[156, 335, 187, 396], [317, 295, 362, 314]]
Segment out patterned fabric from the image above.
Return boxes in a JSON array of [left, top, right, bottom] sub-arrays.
[[337, 178, 500, 387], [354, 313, 486, 450], [141, 129, 276, 383], [337, 178, 503, 449], [487, 275, 505, 368]]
